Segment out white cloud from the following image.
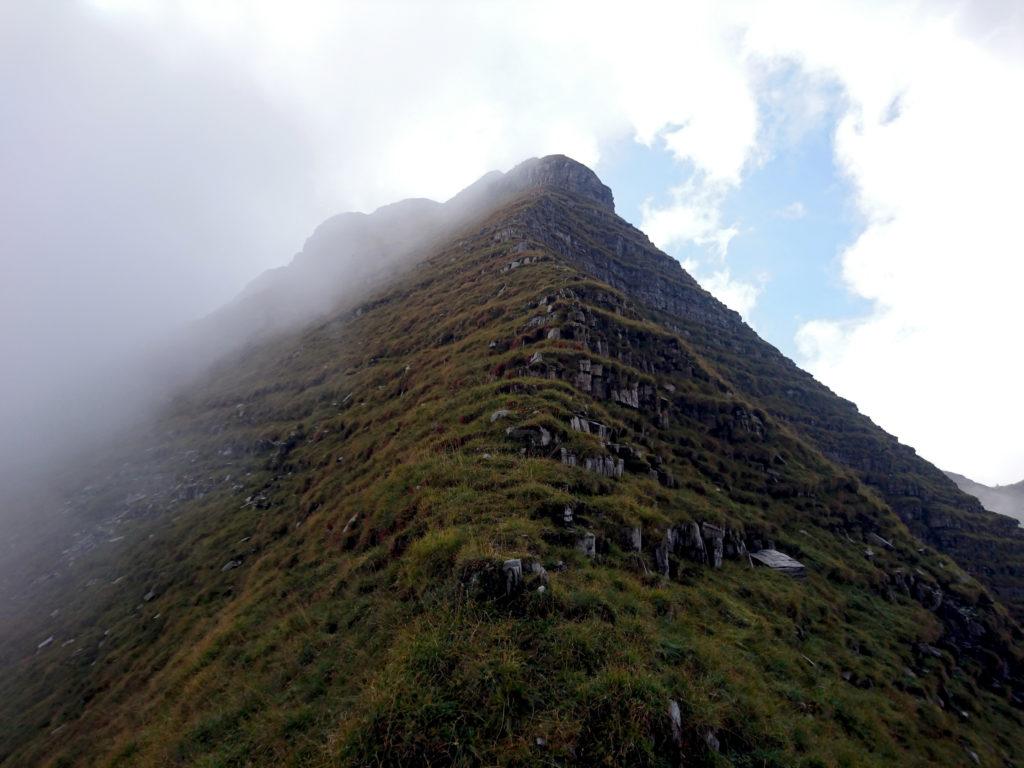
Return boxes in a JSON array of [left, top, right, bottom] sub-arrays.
[[702, 269, 763, 319], [750, 1, 1024, 484], [777, 201, 806, 220], [640, 179, 738, 257]]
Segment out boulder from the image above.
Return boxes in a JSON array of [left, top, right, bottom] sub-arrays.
[[724, 528, 748, 560], [914, 581, 943, 611], [576, 532, 596, 559], [701, 523, 725, 568], [502, 559, 524, 596], [668, 699, 683, 747], [750, 549, 806, 578], [867, 532, 895, 550], [583, 455, 623, 478], [523, 558, 549, 590], [622, 526, 642, 552], [681, 521, 707, 565], [506, 425, 552, 449], [655, 529, 677, 577], [703, 728, 720, 753]]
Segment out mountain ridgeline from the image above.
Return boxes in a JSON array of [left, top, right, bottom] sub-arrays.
[[1, 156, 1022, 766], [947, 472, 1024, 527]]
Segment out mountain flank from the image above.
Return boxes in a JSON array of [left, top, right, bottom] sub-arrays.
[[947, 472, 1024, 526], [0, 155, 1021, 767]]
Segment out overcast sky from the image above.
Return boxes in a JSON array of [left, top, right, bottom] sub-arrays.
[[1, 0, 1021, 485]]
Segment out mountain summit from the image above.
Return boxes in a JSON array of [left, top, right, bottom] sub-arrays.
[[1, 156, 1022, 766]]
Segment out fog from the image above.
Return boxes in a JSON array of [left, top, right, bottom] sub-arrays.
[[0, 3, 320, 494], [0, 3, 570, 502]]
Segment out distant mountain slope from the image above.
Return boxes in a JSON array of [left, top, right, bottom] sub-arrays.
[[0, 156, 1020, 767], [947, 471, 1024, 525]]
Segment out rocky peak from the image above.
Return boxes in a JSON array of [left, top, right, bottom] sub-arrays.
[[502, 155, 615, 212], [449, 154, 615, 214]]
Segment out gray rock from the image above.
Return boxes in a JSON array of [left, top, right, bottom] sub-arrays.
[[577, 532, 597, 559], [867, 532, 895, 550], [682, 521, 707, 565], [914, 582, 943, 611], [221, 559, 242, 572], [750, 549, 806, 578], [703, 728, 720, 753], [506, 425, 551, 449], [37, 636, 54, 650], [489, 409, 512, 423], [584, 455, 623, 478], [655, 528, 677, 576], [724, 528, 748, 560], [525, 559, 548, 585], [143, 589, 157, 602], [916, 642, 944, 659], [668, 699, 683, 747], [623, 526, 642, 552], [701, 523, 725, 568], [502, 558, 523, 596]]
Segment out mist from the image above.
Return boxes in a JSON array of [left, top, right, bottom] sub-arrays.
[[0, 3, 315, 497]]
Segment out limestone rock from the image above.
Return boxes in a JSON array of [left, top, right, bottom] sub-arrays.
[[668, 699, 683, 747], [681, 521, 707, 565], [655, 528, 677, 576], [703, 728, 720, 753], [622, 526, 642, 552], [576, 532, 597, 559], [750, 549, 806, 578], [701, 523, 725, 568], [506, 425, 552, 449], [867, 532, 895, 550], [502, 558, 524, 596]]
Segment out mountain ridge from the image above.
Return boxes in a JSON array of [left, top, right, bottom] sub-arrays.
[[947, 471, 1024, 526], [0, 155, 1021, 766]]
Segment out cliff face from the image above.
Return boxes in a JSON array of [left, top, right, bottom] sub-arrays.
[[0, 157, 1021, 767]]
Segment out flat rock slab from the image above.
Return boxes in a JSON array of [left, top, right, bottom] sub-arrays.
[[750, 549, 806, 578]]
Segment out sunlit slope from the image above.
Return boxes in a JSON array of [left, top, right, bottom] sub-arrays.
[[1, 158, 1021, 766]]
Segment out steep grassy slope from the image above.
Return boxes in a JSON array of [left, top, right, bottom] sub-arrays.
[[0, 159, 1022, 767], [497, 184, 1024, 619]]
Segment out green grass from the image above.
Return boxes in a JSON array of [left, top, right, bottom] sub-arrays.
[[0, 189, 1020, 767]]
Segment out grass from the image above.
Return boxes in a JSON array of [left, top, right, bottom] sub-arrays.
[[0, 188, 1020, 767]]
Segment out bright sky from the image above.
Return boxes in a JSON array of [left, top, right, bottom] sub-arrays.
[[1, 1, 1021, 484]]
